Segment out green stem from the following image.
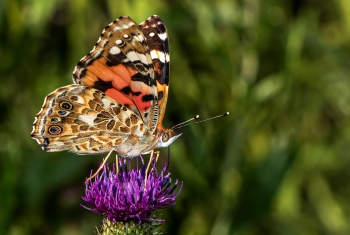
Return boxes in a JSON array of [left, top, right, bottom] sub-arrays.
[[98, 218, 163, 235]]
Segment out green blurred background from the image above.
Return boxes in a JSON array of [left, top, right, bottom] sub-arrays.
[[1, 0, 350, 234]]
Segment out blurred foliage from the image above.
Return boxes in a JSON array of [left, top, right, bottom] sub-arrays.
[[1, 0, 350, 234]]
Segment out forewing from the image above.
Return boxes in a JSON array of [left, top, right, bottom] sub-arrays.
[[139, 15, 170, 123], [72, 16, 159, 132]]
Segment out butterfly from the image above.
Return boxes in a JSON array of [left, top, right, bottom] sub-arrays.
[[31, 15, 181, 158]]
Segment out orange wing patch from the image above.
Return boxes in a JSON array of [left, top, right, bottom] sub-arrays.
[[73, 16, 159, 130]]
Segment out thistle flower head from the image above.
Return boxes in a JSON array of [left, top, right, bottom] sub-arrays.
[[82, 160, 182, 224]]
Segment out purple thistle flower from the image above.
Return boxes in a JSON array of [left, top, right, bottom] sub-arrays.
[[82, 160, 182, 225]]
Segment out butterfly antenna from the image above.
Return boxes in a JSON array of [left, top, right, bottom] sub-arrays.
[[171, 112, 229, 130], [170, 115, 200, 130]]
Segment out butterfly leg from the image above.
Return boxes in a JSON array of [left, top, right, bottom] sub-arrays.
[[145, 150, 154, 181], [144, 150, 160, 185], [149, 151, 160, 174], [139, 154, 145, 167], [86, 149, 114, 182]]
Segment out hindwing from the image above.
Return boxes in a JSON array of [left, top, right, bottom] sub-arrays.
[[31, 85, 145, 154]]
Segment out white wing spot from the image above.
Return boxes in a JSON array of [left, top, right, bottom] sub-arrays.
[[127, 51, 148, 64], [116, 39, 123, 45], [100, 38, 108, 47], [158, 32, 167, 41], [150, 50, 169, 63], [134, 35, 144, 42], [149, 32, 155, 37], [121, 21, 134, 29], [72, 96, 85, 104], [150, 50, 158, 60], [113, 26, 122, 31], [92, 47, 103, 58], [85, 58, 94, 65], [110, 46, 121, 55], [123, 34, 130, 39], [101, 98, 112, 107], [78, 115, 96, 126], [53, 141, 65, 147], [128, 21, 135, 27]]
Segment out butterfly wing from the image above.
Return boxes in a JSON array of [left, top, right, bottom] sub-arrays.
[[31, 85, 146, 155], [31, 16, 173, 156], [139, 15, 170, 124], [72, 16, 159, 133]]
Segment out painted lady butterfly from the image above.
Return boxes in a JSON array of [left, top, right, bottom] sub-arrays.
[[31, 15, 181, 158]]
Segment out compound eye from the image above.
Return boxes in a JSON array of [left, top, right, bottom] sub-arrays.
[[60, 101, 73, 110], [162, 133, 170, 142]]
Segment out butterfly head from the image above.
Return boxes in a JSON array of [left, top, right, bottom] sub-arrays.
[[156, 127, 182, 148]]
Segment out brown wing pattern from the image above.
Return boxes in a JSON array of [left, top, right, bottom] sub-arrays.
[[139, 15, 170, 124], [31, 85, 145, 155]]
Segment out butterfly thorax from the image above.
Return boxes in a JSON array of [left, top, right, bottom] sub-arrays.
[[111, 124, 180, 157]]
